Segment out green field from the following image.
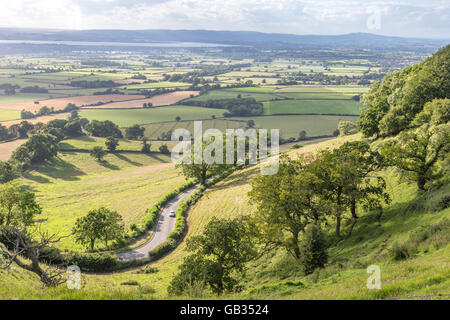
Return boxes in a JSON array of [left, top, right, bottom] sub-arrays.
[[235, 115, 358, 139], [274, 85, 368, 94], [119, 81, 190, 89], [142, 119, 246, 139], [58, 136, 178, 151], [140, 114, 355, 140], [263, 99, 361, 115], [184, 89, 278, 102], [20, 150, 182, 251], [276, 92, 354, 100], [79, 106, 227, 127], [0, 108, 21, 121], [228, 86, 276, 93], [0, 92, 69, 104]]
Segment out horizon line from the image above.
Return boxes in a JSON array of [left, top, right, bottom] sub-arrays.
[[0, 27, 448, 41]]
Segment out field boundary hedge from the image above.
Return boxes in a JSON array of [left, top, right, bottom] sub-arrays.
[[29, 179, 198, 273], [147, 169, 235, 261], [63, 169, 234, 273], [58, 148, 169, 155]]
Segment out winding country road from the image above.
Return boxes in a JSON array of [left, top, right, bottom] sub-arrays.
[[116, 185, 198, 261]]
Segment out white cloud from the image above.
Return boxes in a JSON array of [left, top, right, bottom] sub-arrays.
[[0, 0, 448, 38]]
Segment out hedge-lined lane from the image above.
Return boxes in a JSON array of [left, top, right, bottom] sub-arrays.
[[116, 185, 198, 261]]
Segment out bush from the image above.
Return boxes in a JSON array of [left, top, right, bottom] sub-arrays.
[[299, 223, 328, 275], [391, 242, 416, 260], [21, 110, 35, 119], [148, 238, 177, 260], [137, 266, 159, 274], [66, 252, 119, 272], [159, 144, 170, 154]]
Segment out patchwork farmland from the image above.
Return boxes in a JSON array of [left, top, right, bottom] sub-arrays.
[[0, 37, 448, 304]]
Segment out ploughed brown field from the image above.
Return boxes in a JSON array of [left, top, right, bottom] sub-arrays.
[[0, 94, 146, 112], [0, 138, 28, 161], [0, 113, 70, 127], [114, 79, 148, 85], [83, 91, 200, 109]]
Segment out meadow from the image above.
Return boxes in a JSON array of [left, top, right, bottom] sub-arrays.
[[20, 148, 184, 251], [58, 136, 178, 151], [236, 115, 358, 139], [183, 89, 279, 102], [263, 99, 361, 115], [142, 119, 246, 139], [79, 106, 226, 127], [0, 108, 21, 121]]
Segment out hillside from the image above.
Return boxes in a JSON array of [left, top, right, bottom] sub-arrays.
[[0, 32, 448, 302], [0, 28, 447, 50], [1, 135, 448, 299]]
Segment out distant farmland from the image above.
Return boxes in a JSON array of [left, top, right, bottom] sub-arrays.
[[79, 105, 226, 127], [0, 94, 146, 111], [263, 99, 361, 115], [84, 91, 200, 109], [141, 115, 357, 140], [142, 119, 246, 139]]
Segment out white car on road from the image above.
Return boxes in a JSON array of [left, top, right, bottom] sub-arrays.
[[169, 210, 176, 217]]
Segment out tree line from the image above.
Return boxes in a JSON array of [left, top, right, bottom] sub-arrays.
[[181, 97, 264, 117]]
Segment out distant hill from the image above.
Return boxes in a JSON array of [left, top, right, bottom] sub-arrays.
[[0, 28, 447, 50]]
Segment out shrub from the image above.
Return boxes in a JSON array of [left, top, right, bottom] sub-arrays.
[[391, 242, 416, 260], [299, 223, 328, 275], [137, 266, 159, 274], [66, 252, 119, 272], [148, 238, 177, 260], [159, 144, 170, 154]]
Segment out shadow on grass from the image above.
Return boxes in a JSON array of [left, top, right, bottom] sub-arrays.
[[21, 172, 51, 184], [209, 166, 258, 191], [98, 160, 120, 170], [145, 152, 171, 163], [113, 153, 142, 166], [26, 157, 86, 182], [76, 135, 96, 142], [58, 141, 75, 149]]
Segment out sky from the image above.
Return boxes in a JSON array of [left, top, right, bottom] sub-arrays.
[[0, 0, 449, 38]]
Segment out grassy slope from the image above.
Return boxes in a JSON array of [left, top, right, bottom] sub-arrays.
[[58, 136, 178, 152], [142, 119, 246, 139], [1, 135, 449, 299], [19, 149, 185, 251], [236, 115, 358, 139]]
